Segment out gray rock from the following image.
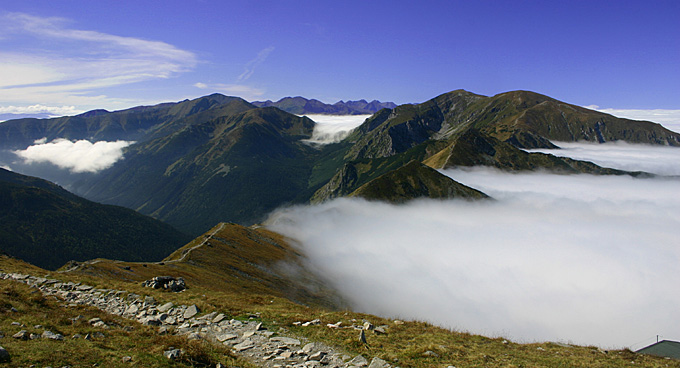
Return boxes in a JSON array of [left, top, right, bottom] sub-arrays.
[[212, 313, 226, 324], [368, 357, 390, 368], [42, 330, 64, 340], [309, 351, 326, 361], [157, 302, 173, 313], [270, 336, 301, 346], [184, 304, 200, 319], [12, 330, 29, 340], [216, 333, 238, 342], [233, 341, 254, 352], [348, 354, 368, 367], [143, 276, 186, 292], [302, 342, 316, 353], [0, 345, 9, 362], [164, 348, 182, 360]]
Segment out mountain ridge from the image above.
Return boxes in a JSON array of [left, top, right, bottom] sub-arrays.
[[252, 96, 397, 115]]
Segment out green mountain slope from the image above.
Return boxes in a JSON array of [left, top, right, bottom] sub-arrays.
[[0, 94, 251, 150], [349, 160, 489, 203], [424, 129, 646, 175], [0, 169, 191, 270], [75, 107, 325, 235], [344, 90, 680, 161]]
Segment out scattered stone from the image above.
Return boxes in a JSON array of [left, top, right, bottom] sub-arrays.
[[143, 276, 186, 292], [187, 332, 201, 340], [0, 345, 9, 362], [422, 350, 439, 357], [393, 320, 404, 325], [216, 333, 237, 342], [42, 330, 64, 340], [270, 336, 301, 346], [363, 321, 374, 331], [374, 326, 387, 335], [233, 341, 254, 352], [72, 334, 82, 339], [184, 304, 200, 319], [309, 351, 326, 361], [348, 355, 368, 367], [12, 330, 29, 340], [121, 356, 132, 362], [157, 302, 174, 313], [327, 321, 342, 329], [212, 313, 226, 324], [368, 357, 390, 368], [164, 348, 182, 360]]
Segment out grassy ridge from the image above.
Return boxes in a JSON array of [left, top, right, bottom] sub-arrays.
[[1, 249, 677, 368]]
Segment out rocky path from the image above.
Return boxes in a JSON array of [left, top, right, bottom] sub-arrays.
[[0, 271, 393, 368]]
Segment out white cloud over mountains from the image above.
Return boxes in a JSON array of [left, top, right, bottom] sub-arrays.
[[0, 12, 197, 112], [585, 105, 680, 134], [13, 138, 134, 173], [302, 114, 370, 144], [266, 144, 680, 348], [527, 141, 680, 176]]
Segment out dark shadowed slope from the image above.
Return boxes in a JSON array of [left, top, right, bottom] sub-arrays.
[[0, 168, 191, 270]]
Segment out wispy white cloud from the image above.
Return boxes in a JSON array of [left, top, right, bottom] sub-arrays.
[[585, 105, 680, 133], [194, 82, 265, 100], [13, 138, 134, 173], [266, 144, 680, 348], [0, 104, 82, 117], [0, 12, 198, 110], [237, 46, 274, 82]]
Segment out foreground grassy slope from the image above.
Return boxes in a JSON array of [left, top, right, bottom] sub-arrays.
[[1, 248, 677, 368], [62, 223, 343, 310], [0, 259, 252, 367]]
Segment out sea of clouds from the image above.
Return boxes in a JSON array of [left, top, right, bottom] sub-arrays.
[[266, 141, 680, 349], [12, 138, 134, 173], [301, 114, 370, 145]]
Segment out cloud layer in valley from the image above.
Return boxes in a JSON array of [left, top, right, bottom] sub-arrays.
[[526, 141, 680, 176], [301, 114, 370, 144], [13, 138, 134, 173], [266, 145, 680, 348], [585, 106, 680, 134]]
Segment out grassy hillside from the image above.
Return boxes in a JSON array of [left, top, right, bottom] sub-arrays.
[[349, 160, 489, 202], [0, 169, 190, 270], [1, 238, 677, 368]]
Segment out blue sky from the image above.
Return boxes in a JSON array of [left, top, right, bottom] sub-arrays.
[[0, 0, 678, 116]]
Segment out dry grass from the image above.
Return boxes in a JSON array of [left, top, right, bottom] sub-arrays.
[[0, 278, 254, 368], [2, 222, 679, 368]]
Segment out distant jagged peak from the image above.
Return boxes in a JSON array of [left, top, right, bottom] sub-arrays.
[[251, 96, 396, 115]]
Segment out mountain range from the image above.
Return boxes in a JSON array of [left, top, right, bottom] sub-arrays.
[[0, 88, 678, 250], [251, 96, 397, 115]]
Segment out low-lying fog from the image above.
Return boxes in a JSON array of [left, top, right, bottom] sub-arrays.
[[302, 114, 370, 144], [266, 141, 680, 348]]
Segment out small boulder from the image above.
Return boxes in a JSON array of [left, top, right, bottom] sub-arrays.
[[0, 345, 10, 362], [368, 357, 390, 368], [12, 330, 29, 340], [143, 276, 186, 292], [164, 348, 182, 360], [183, 305, 200, 319], [42, 330, 64, 340]]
